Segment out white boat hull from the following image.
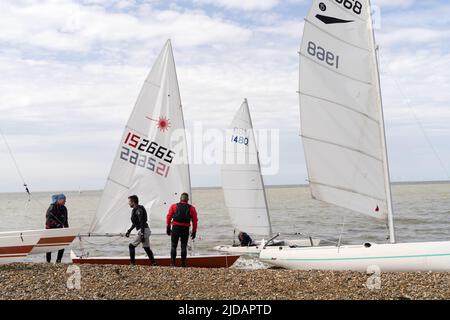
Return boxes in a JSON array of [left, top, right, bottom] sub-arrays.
[[259, 241, 450, 272], [29, 228, 79, 254], [0, 230, 42, 264], [214, 238, 321, 255]]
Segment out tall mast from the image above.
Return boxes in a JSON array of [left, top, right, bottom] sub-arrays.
[[368, 1, 396, 243], [244, 99, 273, 236], [167, 39, 193, 200]]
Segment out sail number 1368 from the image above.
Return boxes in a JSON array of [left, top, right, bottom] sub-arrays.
[[334, 0, 362, 15], [307, 41, 340, 69]]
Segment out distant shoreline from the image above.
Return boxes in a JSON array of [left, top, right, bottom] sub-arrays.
[[1, 180, 449, 195], [194, 180, 450, 190]]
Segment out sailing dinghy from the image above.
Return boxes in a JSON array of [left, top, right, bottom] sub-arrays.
[[0, 221, 78, 261], [260, 0, 450, 272], [215, 100, 320, 255], [71, 40, 239, 268], [0, 230, 42, 264], [30, 228, 79, 255]]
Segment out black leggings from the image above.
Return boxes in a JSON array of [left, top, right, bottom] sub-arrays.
[[46, 249, 64, 263], [170, 226, 189, 263]]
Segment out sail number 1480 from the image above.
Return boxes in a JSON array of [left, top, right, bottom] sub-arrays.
[[307, 41, 340, 69]]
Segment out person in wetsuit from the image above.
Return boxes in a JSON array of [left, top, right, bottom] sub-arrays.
[[125, 195, 156, 266], [45, 194, 69, 263], [166, 193, 198, 267], [238, 232, 254, 247]]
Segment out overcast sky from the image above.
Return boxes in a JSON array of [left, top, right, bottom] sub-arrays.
[[0, 0, 449, 193]]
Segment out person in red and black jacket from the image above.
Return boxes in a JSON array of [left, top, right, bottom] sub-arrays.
[[166, 193, 198, 267], [45, 194, 69, 263]]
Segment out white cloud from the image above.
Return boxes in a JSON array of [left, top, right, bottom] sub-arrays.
[[0, 0, 449, 191], [373, 0, 416, 9], [194, 0, 280, 11], [379, 28, 450, 46], [0, 0, 252, 52]]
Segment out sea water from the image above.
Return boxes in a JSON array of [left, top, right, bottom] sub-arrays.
[[1, 183, 449, 268]]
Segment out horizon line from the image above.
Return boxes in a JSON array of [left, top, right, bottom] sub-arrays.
[[1, 179, 450, 195]]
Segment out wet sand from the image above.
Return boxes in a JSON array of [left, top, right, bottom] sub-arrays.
[[1, 263, 450, 300]]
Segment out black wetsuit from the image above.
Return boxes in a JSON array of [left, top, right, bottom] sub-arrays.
[[170, 203, 192, 266], [45, 204, 69, 263], [239, 232, 253, 247], [129, 205, 149, 232], [128, 205, 155, 265]]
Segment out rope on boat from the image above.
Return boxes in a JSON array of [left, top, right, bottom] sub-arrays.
[[337, 214, 346, 252], [77, 235, 124, 246], [0, 128, 31, 200], [272, 231, 339, 246], [379, 54, 450, 180]]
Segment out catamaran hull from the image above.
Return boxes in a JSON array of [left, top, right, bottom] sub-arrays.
[[214, 238, 321, 255], [259, 241, 450, 272], [70, 250, 240, 268], [30, 228, 79, 254], [0, 230, 42, 264]]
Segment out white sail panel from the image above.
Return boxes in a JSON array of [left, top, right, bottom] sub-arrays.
[[306, 0, 371, 49], [221, 100, 272, 236], [300, 0, 389, 220], [222, 170, 264, 190], [300, 58, 379, 121], [300, 25, 372, 83], [223, 188, 267, 209], [300, 95, 382, 160], [90, 40, 191, 234], [227, 208, 271, 233]]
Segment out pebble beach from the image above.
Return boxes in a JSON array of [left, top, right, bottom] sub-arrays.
[[1, 263, 450, 300]]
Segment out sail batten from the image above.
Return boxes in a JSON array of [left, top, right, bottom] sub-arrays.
[[107, 178, 130, 190], [304, 19, 370, 51], [309, 180, 386, 203], [301, 135, 383, 162], [300, 92, 379, 123], [299, 53, 373, 85], [299, 0, 390, 221]]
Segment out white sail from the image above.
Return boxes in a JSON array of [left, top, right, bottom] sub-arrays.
[[90, 40, 191, 234], [299, 0, 392, 222], [221, 100, 272, 236]]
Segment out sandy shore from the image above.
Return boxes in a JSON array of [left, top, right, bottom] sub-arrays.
[[0, 263, 449, 300]]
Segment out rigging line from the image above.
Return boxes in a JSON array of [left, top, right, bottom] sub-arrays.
[[384, 221, 391, 242], [0, 128, 31, 198], [337, 214, 346, 251], [284, 231, 339, 245], [77, 235, 124, 246], [379, 54, 450, 180]]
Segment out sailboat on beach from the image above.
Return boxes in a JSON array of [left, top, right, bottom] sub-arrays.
[[214, 99, 320, 255], [260, 0, 450, 271], [71, 40, 240, 268]]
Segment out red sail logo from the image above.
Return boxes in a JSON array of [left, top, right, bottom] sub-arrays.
[[146, 116, 171, 132]]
